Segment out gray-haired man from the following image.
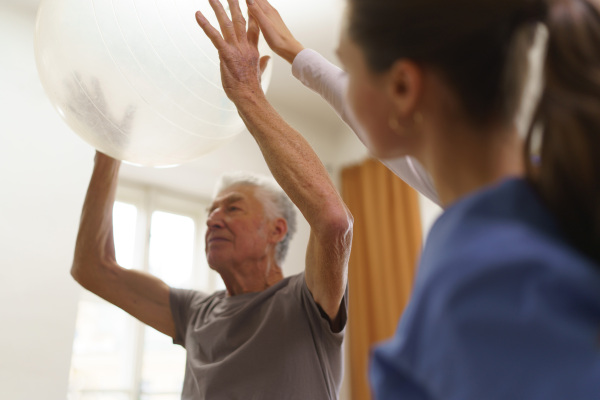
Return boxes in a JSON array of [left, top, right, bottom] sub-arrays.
[[71, 2, 353, 398]]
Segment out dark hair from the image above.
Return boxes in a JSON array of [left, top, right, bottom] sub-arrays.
[[348, 0, 600, 263], [527, 0, 600, 262], [348, 0, 546, 125]]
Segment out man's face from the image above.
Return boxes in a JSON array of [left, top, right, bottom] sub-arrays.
[[205, 185, 274, 272]]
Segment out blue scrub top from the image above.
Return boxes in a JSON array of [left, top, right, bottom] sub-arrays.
[[370, 178, 600, 400]]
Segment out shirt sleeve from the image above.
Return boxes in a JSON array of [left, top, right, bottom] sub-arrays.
[[292, 273, 348, 340], [292, 48, 440, 205], [169, 287, 206, 347]]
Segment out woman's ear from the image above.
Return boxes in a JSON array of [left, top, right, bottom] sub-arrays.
[[386, 60, 423, 119]]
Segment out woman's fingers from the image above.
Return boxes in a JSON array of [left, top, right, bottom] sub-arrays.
[[255, 0, 276, 14], [247, 0, 280, 46], [247, 0, 303, 64], [247, 0, 271, 30]]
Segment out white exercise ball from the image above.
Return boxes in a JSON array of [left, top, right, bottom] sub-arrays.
[[34, 0, 272, 167]]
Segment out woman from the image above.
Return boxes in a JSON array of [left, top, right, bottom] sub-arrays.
[[335, 1, 600, 398], [196, 0, 600, 398], [343, 0, 600, 397]]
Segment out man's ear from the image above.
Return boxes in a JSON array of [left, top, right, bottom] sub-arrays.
[[270, 218, 288, 244], [386, 59, 423, 119]]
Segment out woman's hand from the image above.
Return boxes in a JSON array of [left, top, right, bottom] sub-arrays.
[[195, 0, 269, 105], [246, 0, 305, 64]]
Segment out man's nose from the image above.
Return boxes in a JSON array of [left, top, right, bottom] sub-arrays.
[[206, 208, 225, 228]]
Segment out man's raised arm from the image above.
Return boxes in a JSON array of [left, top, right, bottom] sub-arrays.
[[196, 0, 353, 324], [71, 152, 176, 338]]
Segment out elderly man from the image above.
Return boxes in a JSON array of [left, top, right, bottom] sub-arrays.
[[71, 1, 353, 399]]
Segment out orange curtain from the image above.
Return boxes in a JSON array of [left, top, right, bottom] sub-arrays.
[[342, 158, 423, 400]]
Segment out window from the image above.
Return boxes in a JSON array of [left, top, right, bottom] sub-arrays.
[[68, 183, 224, 400]]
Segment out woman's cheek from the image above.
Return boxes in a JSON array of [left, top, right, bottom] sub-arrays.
[[347, 78, 397, 157]]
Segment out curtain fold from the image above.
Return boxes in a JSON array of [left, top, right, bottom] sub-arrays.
[[342, 158, 422, 400]]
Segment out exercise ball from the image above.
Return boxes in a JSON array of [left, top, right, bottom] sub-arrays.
[[34, 0, 272, 167]]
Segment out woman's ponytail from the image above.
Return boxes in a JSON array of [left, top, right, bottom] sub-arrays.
[[527, 0, 600, 262]]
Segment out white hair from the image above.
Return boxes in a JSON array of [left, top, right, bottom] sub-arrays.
[[214, 172, 297, 265]]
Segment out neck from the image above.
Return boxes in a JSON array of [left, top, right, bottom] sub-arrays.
[[218, 258, 284, 296], [420, 121, 524, 207]]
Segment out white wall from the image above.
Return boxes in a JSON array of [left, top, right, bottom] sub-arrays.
[[0, 5, 95, 399]]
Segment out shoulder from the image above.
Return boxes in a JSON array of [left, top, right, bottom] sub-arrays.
[[281, 272, 329, 303], [235, 273, 306, 306], [419, 179, 600, 300], [414, 178, 600, 340], [170, 287, 223, 311], [422, 178, 559, 272], [282, 272, 348, 335], [389, 184, 600, 398], [273, 272, 306, 300]]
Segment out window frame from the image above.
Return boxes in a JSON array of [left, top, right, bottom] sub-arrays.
[[70, 180, 220, 400]]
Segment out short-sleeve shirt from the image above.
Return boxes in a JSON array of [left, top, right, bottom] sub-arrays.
[[170, 272, 347, 400], [370, 178, 600, 399]]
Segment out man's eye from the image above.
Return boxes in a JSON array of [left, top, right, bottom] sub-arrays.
[[228, 206, 240, 212]]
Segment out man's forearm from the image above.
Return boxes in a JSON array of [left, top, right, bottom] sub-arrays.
[[72, 153, 121, 281], [237, 93, 350, 231], [237, 93, 352, 319]]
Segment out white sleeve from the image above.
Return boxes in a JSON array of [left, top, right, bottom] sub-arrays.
[[292, 49, 440, 206]]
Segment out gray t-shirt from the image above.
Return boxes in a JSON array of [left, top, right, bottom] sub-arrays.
[[169, 272, 348, 400]]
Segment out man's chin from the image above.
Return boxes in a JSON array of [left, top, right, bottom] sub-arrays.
[[206, 254, 227, 273]]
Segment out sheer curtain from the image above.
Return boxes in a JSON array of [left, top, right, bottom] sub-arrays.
[[342, 158, 423, 400]]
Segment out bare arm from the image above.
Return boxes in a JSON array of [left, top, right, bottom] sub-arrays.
[[71, 152, 176, 338], [237, 95, 352, 322], [196, 0, 352, 321]]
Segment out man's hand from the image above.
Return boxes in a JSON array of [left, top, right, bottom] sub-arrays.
[[66, 73, 136, 149], [246, 0, 305, 64], [195, 0, 270, 104]]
